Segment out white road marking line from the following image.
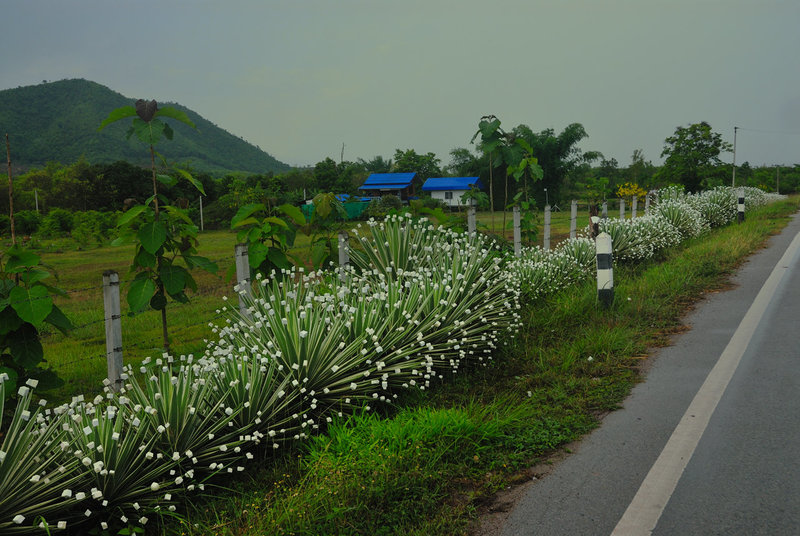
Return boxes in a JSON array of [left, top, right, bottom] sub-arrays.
[[611, 229, 800, 536]]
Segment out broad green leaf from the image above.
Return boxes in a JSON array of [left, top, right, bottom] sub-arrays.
[[231, 204, 266, 229], [128, 278, 156, 313], [163, 122, 174, 140], [45, 305, 73, 335], [185, 255, 218, 274], [170, 291, 189, 304], [98, 105, 137, 130], [248, 242, 268, 269], [278, 204, 306, 226], [132, 117, 165, 145], [265, 216, 289, 229], [20, 268, 50, 286], [0, 306, 23, 335], [163, 205, 194, 225], [267, 248, 293, 270], [28, 367, 64, 391], [9, 285, 52, 326], [5, 248, 40, 272], [183, 272, 197, 292], [311, 241, 328, 268], [159, 264, 187, 295], [8, 323, 43, 369], [117, 204, 149, 227], [175, 168, 205, 195], [135, 247, 157, 269], [233, 217, 261, 230], [138, 221, 167, 254], [157, 174, 178, 187], [150, 291, 167, 310], [154, 106, 196, 128]]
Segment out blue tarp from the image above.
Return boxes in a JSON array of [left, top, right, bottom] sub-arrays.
[[358, 172, 416, 190], [421, 177, 483, 191]]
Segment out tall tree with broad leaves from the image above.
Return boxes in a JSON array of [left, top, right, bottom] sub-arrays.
[[99, 100, 217, 352], [511, 123, 599, 205], [657, 121, 732, 192]]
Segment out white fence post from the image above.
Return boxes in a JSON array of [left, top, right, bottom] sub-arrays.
[[619, 198, 626, 219], [338, 231, 350, 266], [235, 243, 251, 319], [103, 271, 124, 392], [596, 232, 614, 308], [644, 192, 651, 215], [738, 188, 745, 223], [467, 207, 476, 235], [543, 204, 551, 250], [602, 201, 608, 219], [632, 197, 638, 218], [513, 205, 521, 257], [570, 200, 577, 239]]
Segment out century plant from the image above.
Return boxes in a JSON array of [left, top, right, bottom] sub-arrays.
[[99, 100, 217, 351]]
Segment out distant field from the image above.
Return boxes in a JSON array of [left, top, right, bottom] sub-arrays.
[[32, 207, 603, 402]]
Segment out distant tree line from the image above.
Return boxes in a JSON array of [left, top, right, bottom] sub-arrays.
[[4, 121, 798, 235]]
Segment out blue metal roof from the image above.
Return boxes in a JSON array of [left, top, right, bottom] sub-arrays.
[[358, 172, 416, 190], [421, 177, 483, 191]]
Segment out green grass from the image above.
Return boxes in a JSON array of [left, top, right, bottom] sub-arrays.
[[156, 197, 799, 536]]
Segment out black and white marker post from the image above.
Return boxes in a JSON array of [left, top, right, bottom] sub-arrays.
[[595, 222, 614, 308], [737, 188, 745, 223]]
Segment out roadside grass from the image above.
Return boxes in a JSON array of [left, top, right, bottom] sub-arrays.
[[162, 196, 799, 536]]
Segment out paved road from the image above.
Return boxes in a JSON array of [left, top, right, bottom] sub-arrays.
[[498, 212, 800, 536]]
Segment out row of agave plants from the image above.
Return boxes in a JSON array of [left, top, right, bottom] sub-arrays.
[[0, 186, 783, 533]]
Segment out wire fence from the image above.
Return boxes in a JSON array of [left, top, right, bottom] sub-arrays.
[[38, 198, 653, 398]]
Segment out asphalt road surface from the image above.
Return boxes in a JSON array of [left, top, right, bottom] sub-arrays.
[[498, 212, 800, 536]]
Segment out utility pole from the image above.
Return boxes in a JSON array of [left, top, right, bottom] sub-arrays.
[[777, 166, 780, 194], [731, 126, 738, 187]]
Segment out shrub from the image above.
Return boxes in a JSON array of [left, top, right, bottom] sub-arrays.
[[13, 211, 41, 235], [39, 208, 75, 237], [365, 195, 403, 219]]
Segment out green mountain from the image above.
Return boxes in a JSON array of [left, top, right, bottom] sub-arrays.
[[0, 79, 290, 175]]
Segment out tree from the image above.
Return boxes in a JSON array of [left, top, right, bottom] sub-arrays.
[[358, 155, 393, 174], [658, 122, 732, 192], [392, 149, 442, 192], [511, 123, 598, 205], [627, 149, 657, 189]]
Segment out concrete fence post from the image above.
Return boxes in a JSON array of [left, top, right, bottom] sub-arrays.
[[338, 231, 350, 266], [632, 197, 638, 218], [644, 192, 651, 215], [570, 200, 578, 239], [513, 205, 521, 257], [596, 232, 614, 308], [619, 198, 626, 219], [543, 204, 551, 250], [738, 188, 745, 223], [467, 207, 476, 235], [602, 201, 608, 219], [103, 271, 124, 392], [235, 243, 252, 319]]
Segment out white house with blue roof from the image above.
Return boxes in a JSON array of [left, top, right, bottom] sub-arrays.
[[422, 177, 484, 207]]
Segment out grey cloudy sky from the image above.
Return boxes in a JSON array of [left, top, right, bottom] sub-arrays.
[[2, 0, 799, 169]]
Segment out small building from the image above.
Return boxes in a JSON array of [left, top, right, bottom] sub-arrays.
[[358, 172, 417, 201], [421, 177, 484, 207]]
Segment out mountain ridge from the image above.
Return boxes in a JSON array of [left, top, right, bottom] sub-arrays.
[[0, 79, 290, 175]]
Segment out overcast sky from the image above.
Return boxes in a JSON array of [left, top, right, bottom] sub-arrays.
[[2, 0, 799, 169]]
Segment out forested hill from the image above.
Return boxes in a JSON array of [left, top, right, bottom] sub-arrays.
[[0, 79, 290, 175]]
